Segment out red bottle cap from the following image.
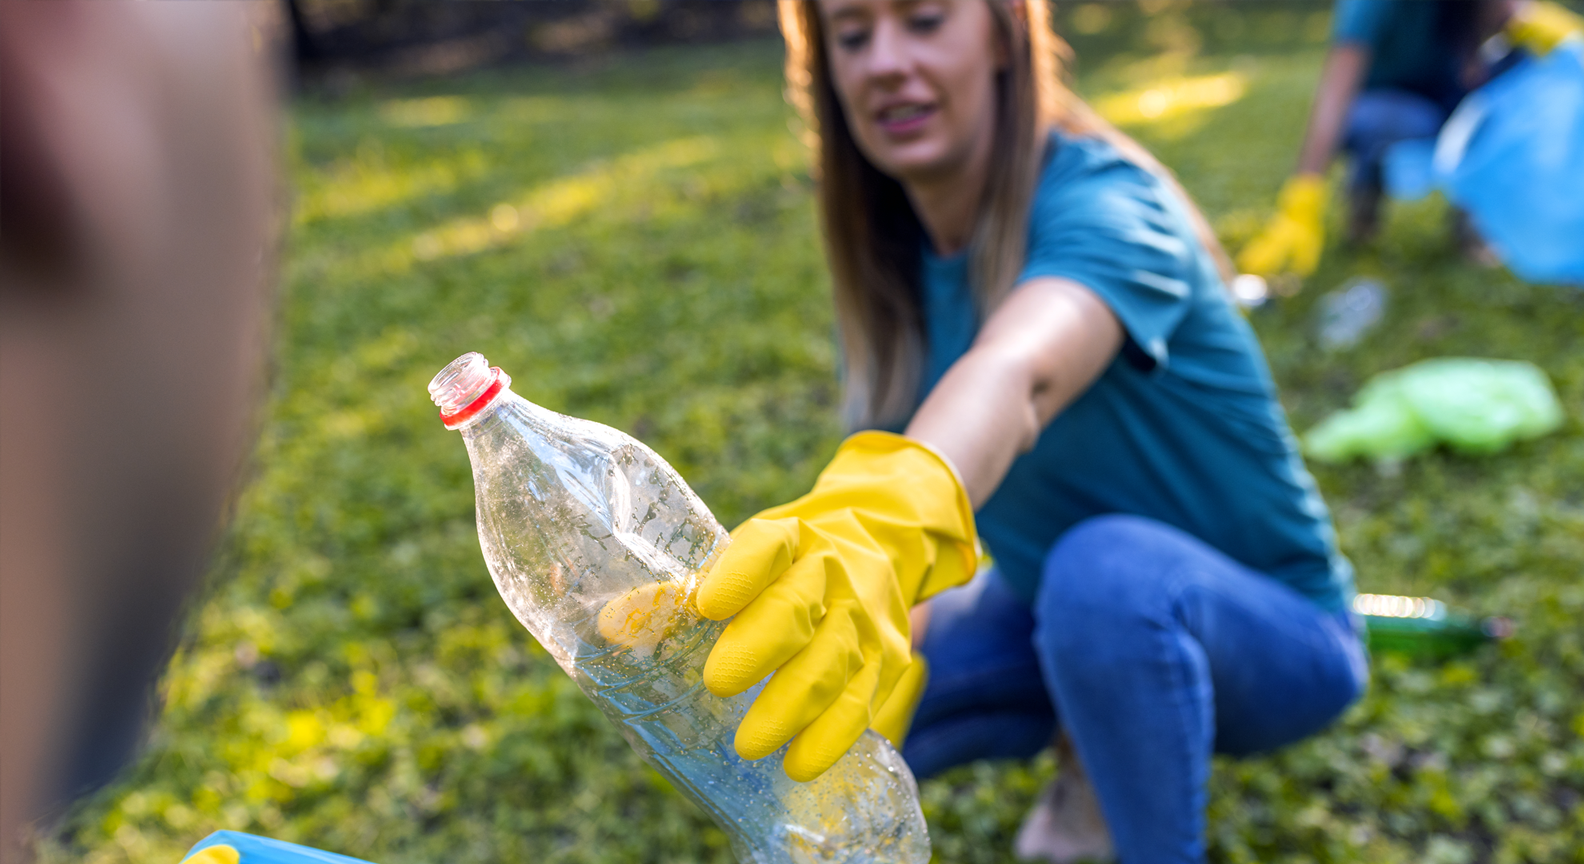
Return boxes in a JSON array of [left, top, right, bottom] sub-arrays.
[[439, 367, 510, 429]]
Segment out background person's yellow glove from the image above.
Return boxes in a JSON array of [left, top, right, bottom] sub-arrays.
[[1507, 1, 1584, 56], [697, 431, 976, 782], [182, 848, 240, 864], [1237, 174, 1328, 277]]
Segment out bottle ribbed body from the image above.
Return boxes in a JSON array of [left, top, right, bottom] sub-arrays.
[[454, 386, 929, 864]]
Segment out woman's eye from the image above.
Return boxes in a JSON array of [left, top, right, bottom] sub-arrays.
[[835, 27, 870, 51], [907, 12, 943, 34]]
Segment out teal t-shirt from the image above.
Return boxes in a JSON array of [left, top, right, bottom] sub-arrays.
[[914, 133, 1354, 613], [1332, 0, 1472, 111]]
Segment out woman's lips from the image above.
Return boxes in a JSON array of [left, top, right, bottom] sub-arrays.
[[875, 102, 937, 137]]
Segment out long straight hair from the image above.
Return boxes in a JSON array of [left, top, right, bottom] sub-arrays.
[[779, 0, 1230, 429]]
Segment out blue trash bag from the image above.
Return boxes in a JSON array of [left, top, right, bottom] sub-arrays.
[[1383, 137, 1438, 201], [1384, 42, 1584, 285], [181, 831, 377, 864]]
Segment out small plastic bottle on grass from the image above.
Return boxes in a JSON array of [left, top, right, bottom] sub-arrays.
[[1316, 278, 1388, 350], [429, 352, 930, 864]]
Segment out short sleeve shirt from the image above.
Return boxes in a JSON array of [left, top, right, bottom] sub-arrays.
[[1332, 0, 1472, 111], [915, 132, 1354, 613]]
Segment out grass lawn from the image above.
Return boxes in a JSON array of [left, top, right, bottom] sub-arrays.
[[40, 6, 1583, 863]]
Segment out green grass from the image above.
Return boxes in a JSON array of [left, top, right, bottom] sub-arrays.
[[39, 11, 1584, 864]]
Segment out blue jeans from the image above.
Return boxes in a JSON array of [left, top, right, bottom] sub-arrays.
[[1342, 88, 1450, 195], [903, 515, 1368, 864]]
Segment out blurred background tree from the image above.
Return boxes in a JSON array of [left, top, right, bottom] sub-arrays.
[[281, 0, 782, 81]]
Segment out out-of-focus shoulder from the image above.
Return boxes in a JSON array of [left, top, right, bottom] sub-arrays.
[[1029, 131, 1176, 228], [1038, 132, 1133, 183]]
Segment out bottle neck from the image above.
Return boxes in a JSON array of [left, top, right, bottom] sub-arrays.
[[440, 367, 512, 430]]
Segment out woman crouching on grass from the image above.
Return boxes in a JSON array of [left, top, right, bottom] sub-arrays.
[[690, 2, 1369, 862]]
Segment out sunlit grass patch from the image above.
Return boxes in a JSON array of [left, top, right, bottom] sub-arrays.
[[379, 96, 472, 128], [1094, 70, 1247, 126]]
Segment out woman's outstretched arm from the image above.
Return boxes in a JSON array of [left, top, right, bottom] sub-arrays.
[[906, 278, 1123, 509]]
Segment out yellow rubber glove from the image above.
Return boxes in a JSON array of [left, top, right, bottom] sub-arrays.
[[697, 431, 976, 782], [1236, 174, 1328, 277], [870, 651, 929, 748], [1507, 1, 1584, 56]]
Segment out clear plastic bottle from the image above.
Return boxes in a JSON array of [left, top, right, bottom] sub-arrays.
[[428, 352, 930, 864], [1316, 278, 1388, 350]]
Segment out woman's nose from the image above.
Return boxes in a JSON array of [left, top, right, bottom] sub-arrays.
[[865, 17, 910, 83]]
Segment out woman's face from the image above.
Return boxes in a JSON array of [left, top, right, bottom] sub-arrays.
[[820, 0, 1003, 185]]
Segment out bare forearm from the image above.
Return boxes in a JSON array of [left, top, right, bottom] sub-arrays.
[[906, 348, 1039, 507], [904, 280, 1122, 510], [1297, 43, 1369, 176]]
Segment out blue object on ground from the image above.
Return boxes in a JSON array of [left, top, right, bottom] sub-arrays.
[[182, 831, 377, 864], [1389, 42, 1584, 284]]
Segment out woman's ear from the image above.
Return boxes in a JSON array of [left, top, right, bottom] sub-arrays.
[[995, 0, 1028, 70], [1008, 0, 1029, 27]]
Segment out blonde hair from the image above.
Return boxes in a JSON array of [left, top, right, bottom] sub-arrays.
[[779, 0, 1229, 429]]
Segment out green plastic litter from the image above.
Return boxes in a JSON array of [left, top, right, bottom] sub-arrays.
[[1304, 358, 1565, 463]]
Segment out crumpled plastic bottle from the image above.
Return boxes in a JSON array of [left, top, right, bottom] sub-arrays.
[[1304, 358, 1565, 463], [1316, 278, 1388, 350], [428, 352, 930, 864]]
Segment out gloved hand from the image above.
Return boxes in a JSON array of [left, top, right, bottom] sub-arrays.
[[1507, 1, 1584, 56], [870, 650, 929, 748], [1237, 174, 1328, 277], [697, 431, 976, 782]]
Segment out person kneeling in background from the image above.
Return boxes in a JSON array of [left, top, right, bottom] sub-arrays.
[[1239, 0, 1583, 278]]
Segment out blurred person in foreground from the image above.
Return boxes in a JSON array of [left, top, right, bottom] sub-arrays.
[[0, 2, 277, 861], [691, 2, 1367, 862], [1239, 0, 1584, 279]]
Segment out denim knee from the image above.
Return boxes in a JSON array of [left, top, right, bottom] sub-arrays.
[[1034, 514, 1174, 661], [1039, 515, 1174, 609]]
